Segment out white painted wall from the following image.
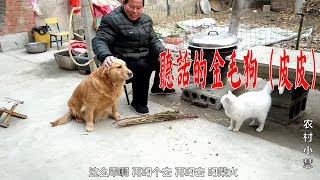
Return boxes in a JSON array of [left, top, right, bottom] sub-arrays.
[[34, 0, 70, 31]]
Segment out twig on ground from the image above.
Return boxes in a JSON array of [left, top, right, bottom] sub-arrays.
[[115, 110, 198, 128]]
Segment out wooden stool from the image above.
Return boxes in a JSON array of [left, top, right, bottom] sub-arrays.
[[0, 97, 27, 128]]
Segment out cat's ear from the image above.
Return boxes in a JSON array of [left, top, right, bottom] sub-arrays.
[[228, 90, 233, 95]]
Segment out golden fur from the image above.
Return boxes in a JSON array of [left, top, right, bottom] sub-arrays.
[[50, 59, 133, 132]]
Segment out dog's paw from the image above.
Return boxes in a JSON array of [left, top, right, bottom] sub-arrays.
[[228, 126, 234, 131], [256, 127, 263, 133], [85, 125, 95, 132], [112, 112, 122, 121]]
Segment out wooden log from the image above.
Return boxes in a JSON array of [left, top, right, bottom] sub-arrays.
[[228, 0, 242, 36], [80, 0, 97, 72], [115, 110, 198, 128]]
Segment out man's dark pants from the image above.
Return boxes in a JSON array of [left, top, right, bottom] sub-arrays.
[[126, 58, 160, 106]]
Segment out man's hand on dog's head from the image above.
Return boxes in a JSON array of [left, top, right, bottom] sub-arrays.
[[103, 56, 115, 68]]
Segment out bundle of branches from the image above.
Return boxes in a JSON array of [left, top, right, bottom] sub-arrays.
[[115, 110, 198, 128]]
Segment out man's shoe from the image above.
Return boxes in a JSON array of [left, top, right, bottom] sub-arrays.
[[131, 102, 149, 115], [150, 87, 176, 95]]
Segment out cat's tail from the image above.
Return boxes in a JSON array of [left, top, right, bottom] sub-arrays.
[[263, 78, 285, 95]]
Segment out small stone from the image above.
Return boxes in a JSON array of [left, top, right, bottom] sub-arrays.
[[193, 140, 197, 143], [216, 153, 219, 156]]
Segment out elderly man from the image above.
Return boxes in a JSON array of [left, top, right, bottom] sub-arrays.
[[92, 0, 175, 114]]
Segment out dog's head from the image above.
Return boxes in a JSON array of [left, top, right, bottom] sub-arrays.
[[103, 58, 133, 82], [221, 90, 236, 108]]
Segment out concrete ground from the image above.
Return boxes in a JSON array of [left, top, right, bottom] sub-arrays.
[[0, 44, 319, 180]]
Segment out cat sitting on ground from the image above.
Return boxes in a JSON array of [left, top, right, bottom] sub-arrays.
[[221, 79, 284, 132]]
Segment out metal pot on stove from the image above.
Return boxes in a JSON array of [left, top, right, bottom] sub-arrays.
[[188, 31, 239, 84]]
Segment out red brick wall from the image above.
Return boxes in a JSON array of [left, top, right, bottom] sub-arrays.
[[0, 0, 36, 36]]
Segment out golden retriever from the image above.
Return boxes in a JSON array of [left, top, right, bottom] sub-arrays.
[[50, 58, 133, 132]]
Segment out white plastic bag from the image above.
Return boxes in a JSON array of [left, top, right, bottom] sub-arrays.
[[31, 0, 43, 17]]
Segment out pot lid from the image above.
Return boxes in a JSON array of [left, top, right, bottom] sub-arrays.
[[188, 31, 239, 49]]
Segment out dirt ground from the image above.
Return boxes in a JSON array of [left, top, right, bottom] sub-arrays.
[[239, 5, 320, 51]]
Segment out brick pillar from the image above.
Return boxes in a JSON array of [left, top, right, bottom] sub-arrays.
[[0, 0, 36, 36]]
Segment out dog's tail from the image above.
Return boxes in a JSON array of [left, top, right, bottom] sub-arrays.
[[50, 112, 72, 127], [263, 78, 285, 95]]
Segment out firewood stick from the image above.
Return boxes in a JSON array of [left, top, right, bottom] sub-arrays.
[[115, 110, 198, 128]]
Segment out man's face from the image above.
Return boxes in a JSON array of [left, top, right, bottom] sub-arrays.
[[123, 0, 143, 21]]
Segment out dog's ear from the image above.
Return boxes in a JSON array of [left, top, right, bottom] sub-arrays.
[[102, 66, 110, 77]]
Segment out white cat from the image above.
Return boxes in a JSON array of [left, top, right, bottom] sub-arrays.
[[221, 79, 284, 132]]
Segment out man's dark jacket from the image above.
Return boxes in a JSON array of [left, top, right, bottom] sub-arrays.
[[92, 6, 165, 64]]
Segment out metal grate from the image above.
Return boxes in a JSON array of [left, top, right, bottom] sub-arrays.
[[143, 3, 317, 52]]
